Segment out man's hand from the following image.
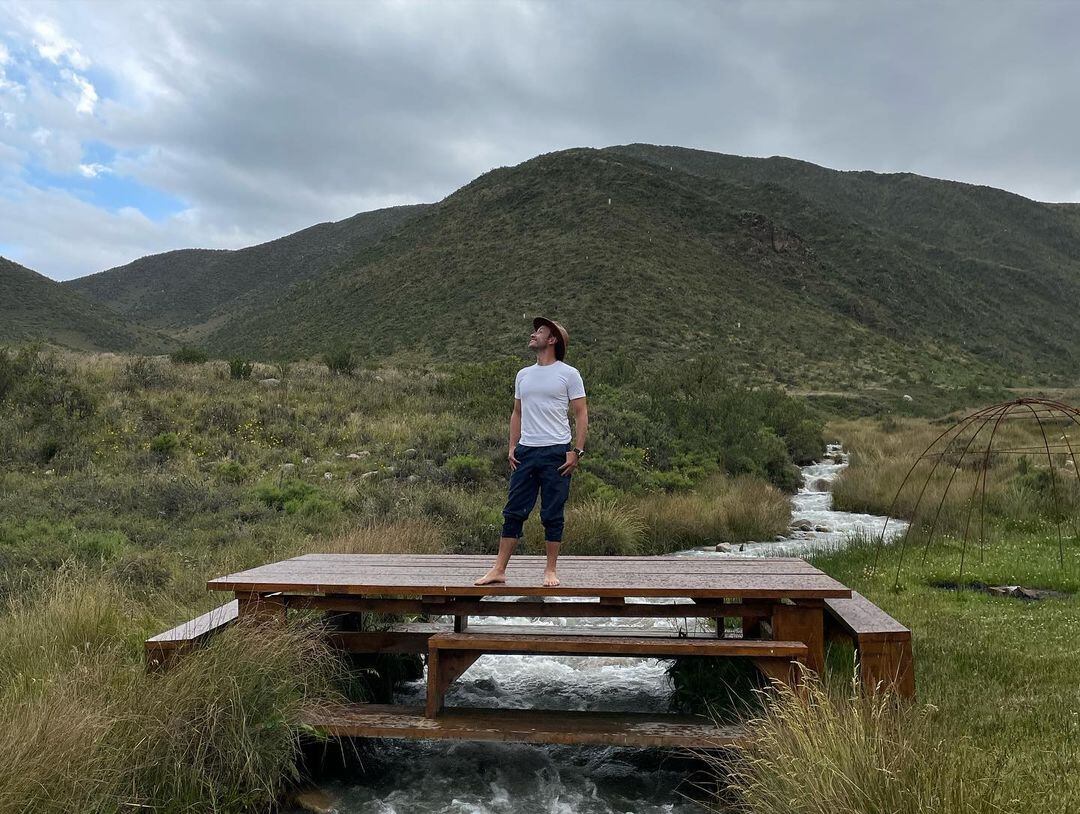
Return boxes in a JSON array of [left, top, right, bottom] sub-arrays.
[[558, 452, 579, 476], [508, 447, 520, 471]]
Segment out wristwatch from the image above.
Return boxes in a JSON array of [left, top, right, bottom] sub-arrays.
[[572, 447, 586, 458]]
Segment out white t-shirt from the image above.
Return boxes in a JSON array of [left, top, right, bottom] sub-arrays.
[[514, 361, 587, 446]]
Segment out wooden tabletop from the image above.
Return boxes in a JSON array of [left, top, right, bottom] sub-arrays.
[[207, 554, 851, 599]]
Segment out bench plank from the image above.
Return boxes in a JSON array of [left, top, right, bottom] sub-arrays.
[[144, 599, 239, 670], [825, 591, 914, 698], [302, 703, 744, 749], [429, 631, 807, 658], [424, 631, 807, 716]]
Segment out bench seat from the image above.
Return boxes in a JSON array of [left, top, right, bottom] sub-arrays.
[[145, 599, 239, 670], [824, 592, 914, 698], [425, 631, 807, 716]]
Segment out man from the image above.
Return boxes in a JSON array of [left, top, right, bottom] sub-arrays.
[[475, 317, 588, 587]]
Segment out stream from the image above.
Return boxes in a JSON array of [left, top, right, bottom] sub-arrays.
[[307, 445, 905, 813]]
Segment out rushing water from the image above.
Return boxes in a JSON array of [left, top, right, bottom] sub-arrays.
[[306, 446, 904, 814]]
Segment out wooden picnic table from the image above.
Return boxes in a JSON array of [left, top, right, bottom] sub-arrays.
[[177, 553, 912, 747], [207, 553, 851, 674]]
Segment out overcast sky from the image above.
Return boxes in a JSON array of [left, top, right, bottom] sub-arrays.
[[1, 0, 1078, 281]]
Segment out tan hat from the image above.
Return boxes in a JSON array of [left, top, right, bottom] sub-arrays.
[[533, 316, 568, 361]]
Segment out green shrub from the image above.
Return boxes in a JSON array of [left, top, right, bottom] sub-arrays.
[[228, 358, 254, 380], [121, 356, 170, 390], [323, 347, 357, 376], [445, 453, 491, 483], [169, 346, 208, 365], [214, 460, 248, 483], [564, 498, 645, 555], [149, 432, 179, 457], [70, 530, 129, 563], [255, 478, 339, 517]]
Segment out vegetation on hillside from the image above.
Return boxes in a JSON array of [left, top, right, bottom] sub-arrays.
[[0, 257, 169, 354]]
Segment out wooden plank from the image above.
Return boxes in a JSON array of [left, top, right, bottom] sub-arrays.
[[146, 600, 239, 646], [428, 631, 808, 659], [301, 704, 745, 749], [281, 595, 771, 619], [208, 574, 850, 600], [426, 650, 480, 716], [144, 600, 239, 670], [824, 592, 911, 640]]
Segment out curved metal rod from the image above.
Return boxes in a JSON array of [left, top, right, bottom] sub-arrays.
[[918, 404, 1009, 568], [1053, 409, 1080, 543], [1023, 402, 1067, 568], [975, 403, 1011, 568], [887, 404, 1006, 588], [960, 408, 1008, 583]]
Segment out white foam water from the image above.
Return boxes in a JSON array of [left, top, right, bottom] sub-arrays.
[[308, 446, 902, 813]]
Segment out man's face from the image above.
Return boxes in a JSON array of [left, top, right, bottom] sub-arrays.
[[529, 325, 554, 352]]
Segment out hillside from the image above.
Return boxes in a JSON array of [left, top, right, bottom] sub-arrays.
[[193, 147, 1080, 387], [0, 257, 170, 353], [66, 204, 429, 340]]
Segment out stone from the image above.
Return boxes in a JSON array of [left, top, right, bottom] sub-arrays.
[[281, 463, 296, 475], [292, 788, 339, 814], [810, 478, 830, 492], [258, 378, 281, 387], [374, 375, 384, 382], [359, 471, 379, 480], [815, 525, 831, 533], [302, 457, 313, 465], [402, 448, 419, 459], [323, 472, 333, 480], [406, 474, 421, 483], [346, 453, 361, 459], [44, 469, 55, 476], [902, 394, 913, 402], [791, 519, 814, 532], [715, 543, 734, 553]]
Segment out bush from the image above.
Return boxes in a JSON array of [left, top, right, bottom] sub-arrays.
[[323, 347, 357, 376], [255, 478, 339, 517], [563, 498, 645, 555], [121, 356, 170, 390], [445, 454, 491, 483], [169, 346, 208, 365], [214, 460, 248, 484], [149, 432, 179, 457], [713, 678, 1005, 814], [228, 358, 254, 380]]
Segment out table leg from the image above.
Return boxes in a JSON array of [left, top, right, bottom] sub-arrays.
[[770, 601, 825, 675]]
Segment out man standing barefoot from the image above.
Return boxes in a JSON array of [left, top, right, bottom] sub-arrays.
[[475, 317, 588, 588]]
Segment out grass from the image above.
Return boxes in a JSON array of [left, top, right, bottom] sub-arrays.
[[0, 345, 802, 811]]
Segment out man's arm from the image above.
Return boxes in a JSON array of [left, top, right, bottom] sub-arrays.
[[559, 397, 588, 476], [508, 398, 522, 469], [571, 396, 588, 451]]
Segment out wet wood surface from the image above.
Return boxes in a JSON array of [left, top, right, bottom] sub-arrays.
[[301, 703, 745, 748], [208, 554, 851, 599]]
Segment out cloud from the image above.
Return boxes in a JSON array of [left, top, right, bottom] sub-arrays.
[[0, 0, 1078, 281]]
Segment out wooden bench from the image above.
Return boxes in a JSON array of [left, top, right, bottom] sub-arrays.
[[425, 631, 808, 716], [824, 592, 914, 698], [144, 600, 238, 670]]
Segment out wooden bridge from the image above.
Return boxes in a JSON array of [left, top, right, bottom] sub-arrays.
[[146, 554, 914, 749]]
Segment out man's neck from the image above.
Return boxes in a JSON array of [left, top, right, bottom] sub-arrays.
[[535, 349, 558, 366]]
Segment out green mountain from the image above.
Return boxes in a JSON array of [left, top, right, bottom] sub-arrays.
[[66, 204, 429, 341], [194, 146, 1079, 387], [59, 146, 1080, 389], [0, 257, 170, 353]]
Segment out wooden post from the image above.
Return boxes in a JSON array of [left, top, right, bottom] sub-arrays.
[[454, 615, 469, 632], [770, 601, 825, 675], [425, 649, 479, 717]]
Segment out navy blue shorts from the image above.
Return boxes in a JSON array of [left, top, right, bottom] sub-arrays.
[[500, 442, 573, 543]]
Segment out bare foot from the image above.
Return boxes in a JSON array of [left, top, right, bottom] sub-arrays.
[[543, 570, 560, 587], [474, 569, 506, 586]]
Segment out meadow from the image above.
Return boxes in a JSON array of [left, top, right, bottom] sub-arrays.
[[713, 411, 1079, 814], [0, 344, 808, 813], [2, 344, 1076, 813]]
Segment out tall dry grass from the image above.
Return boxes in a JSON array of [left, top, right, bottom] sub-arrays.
[[832, 416, 1080, 542], [0, 574, 343, 814], [312, 517, 449, 554], [709, 677, 1006, 814], [638, 475, 791, 552]]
